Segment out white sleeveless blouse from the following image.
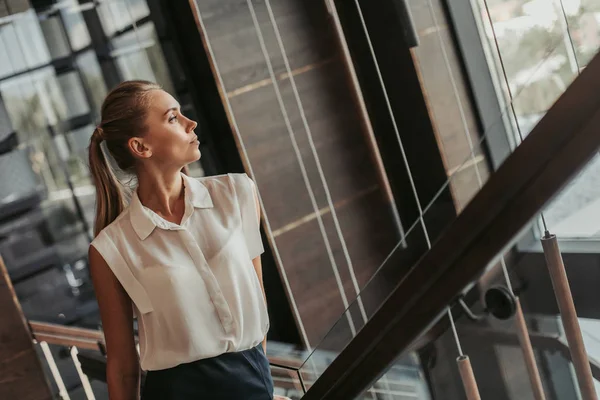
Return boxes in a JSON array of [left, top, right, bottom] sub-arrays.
[[90, 173, 268, 371]]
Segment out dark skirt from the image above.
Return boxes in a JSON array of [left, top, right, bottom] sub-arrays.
[[141, 344, 274, 400]]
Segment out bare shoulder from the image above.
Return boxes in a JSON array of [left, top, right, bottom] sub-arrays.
[[88, 243, 105, 267], [88, 239, 116, 289]]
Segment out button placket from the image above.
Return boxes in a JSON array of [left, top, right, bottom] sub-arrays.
[[178, 230, 234, 334]]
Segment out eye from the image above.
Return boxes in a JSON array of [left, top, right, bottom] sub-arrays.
[[168, 115, 178, 123]]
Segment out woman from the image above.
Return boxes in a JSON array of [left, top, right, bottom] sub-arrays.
[[88, 81, 283, 399]]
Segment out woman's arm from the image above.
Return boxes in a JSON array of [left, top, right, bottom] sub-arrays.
[[89, 246, 140, 400]]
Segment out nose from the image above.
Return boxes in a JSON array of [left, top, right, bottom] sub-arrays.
[[187, 118, 198, 133]]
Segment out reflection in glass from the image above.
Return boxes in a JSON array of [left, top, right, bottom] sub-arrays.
[[13, 10, 51, 69], [469, 0, 600, 240], [542, 154, 600, 237], [76, 50, 108, 114], [111, 22, 154, 49], [474, 0, 578, 140], [0, 148, 44, 215], [126, 0, 151, 22], [39, 15, 71, 60], [0, 96, 13, 141], [97, 0, 133, 36], [116, 51, 156, 82], [60, 6, 92, 51], [56, 72, 90, 118], [557, 0, 600, 69], [65, 124, 94, 186], [0, 31, 13, 78], [111, 23, 157, 82], [0, 23, 28, 76], [1, 74, 48, 138]]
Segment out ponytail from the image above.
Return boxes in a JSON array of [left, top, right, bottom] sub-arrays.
[[87, 80, 161, 236], [89, 126, 125, 237]]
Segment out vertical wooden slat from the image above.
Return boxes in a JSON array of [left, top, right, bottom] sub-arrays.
[[541, 234, 597, 400], [457, 356, 481, 400], [514, 298, 547, 400]]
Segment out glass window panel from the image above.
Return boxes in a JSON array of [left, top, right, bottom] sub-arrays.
[[39, 134, 70, 191], [65, 123, 94, 187], [53, 133, 70, 162], [558, 0, 600, 69], [0, 148, 43, 207], [54, 132, 92, 188], [97, 0, 132, 36], [543, 153, 600, 237], [145, 35, 175, 93], [0, 23, 27, 76], [60, 6, 92, 51], [16, 258, 93, 323], [0, 74, 49, 140], [0, 96, 13, 141], [30, 68, 68, 125], [111, 21, 155, 49], [111, 22, 165, 85], [56, 72, 90, 119], [67, 124, 93, 154], [474, 0, 579, 140], [116, 51, 155, 81], [39, 15, 70, 60], [471, 0, 600, 239], [0, 74, 67, 194], [126, 0, 150, 21], [0, 28, 15, 78], [75, 50, 107, 115], [13, 10, 51, 69]]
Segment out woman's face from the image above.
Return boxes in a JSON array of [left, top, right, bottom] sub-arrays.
[[132, 89, 200, 170]]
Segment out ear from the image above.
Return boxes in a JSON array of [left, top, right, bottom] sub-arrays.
[[128, 137, 152, 159]]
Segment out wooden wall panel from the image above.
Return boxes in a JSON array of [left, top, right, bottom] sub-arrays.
[[192, 0, 400, 349], [200, 0, 332, 93], [409, 0, 491, 212], [0, 256, 52, 400]]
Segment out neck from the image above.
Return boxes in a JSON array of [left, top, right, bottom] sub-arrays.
[[136, 167, 184, 216]]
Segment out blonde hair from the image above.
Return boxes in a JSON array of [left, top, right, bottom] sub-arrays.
[[88, 80, 161, 237]]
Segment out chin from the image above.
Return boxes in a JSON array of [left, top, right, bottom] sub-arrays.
[[190, 149, 201, 163]]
